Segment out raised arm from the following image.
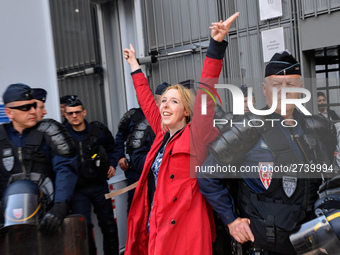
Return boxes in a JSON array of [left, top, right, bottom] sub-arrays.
[[197, 12, 255, 243], [123, 45, 162, 134], [191, 12, 239, 166], [123, 44, 140, 72]]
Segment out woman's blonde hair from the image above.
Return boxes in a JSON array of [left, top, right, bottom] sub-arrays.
[[160, 84, 195, 131]]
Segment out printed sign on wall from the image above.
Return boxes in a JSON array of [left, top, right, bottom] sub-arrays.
[[259, 0, 283, 21], [261, 27, 285, 62]]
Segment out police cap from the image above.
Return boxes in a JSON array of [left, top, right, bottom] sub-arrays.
[[32, 88, 47, 103], [265, 50, 301, 77], [2, 83, 33, 105], [155, 82, 170, 95], [60, 95, 74, 104], [240, 84, 254, 97], [66, 95, 83, 107], [179, 79, 195, 90]]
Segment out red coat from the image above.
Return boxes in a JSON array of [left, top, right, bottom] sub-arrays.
[[125, 56, 222, 255]]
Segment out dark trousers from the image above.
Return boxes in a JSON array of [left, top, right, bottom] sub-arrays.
[[71, 182, 119, 255]]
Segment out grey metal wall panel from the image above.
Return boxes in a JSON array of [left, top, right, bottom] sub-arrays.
[[49, 0, 98, 71], [300, 0, 340, 17], [50, 0, 106, 125], [144, 0, 217, 51], [142, 0, 300, 111]]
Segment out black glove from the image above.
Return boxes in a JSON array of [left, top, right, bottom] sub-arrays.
[[39, 201, 69, 235]]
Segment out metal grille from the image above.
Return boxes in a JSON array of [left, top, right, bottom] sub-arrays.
[[300, 0, 340, 18], [49, 0, 98, 71], [49, 0, 106, 124], [142, 0, 218, 94], [142, 0, 299, 110], [316, 46, 340, 117]]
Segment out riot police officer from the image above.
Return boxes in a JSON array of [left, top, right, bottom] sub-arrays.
[[198, 51, 337, 255], [1, 83, 78, 235], [32, 88, 47, 121], [114, 95, 161, 211], [64, 96, 119, 255]]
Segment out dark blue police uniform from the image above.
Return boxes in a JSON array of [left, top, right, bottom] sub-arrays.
[[114, 108, 155, 211], [65, 120, 119, 255], [198, 50, 336, 255]]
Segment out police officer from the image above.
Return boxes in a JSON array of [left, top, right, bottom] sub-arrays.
[[154, 82, 170, 107], [240, 84, 256, 113], [64, 96, 119, 255], [198, 51, 337, 255], [114, 83, 168, 211], [317, 91, 340, 121], [60, 95, 73, 125], [32, 88, 47, 121], [1, 83, 78, 235]]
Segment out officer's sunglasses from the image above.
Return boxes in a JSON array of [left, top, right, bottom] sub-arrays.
[[8, 102, 37, 112], [66, 110, 83, 116]]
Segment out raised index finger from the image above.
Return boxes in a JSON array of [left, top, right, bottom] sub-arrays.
[[223, 12, 239, 28], [129, 43, 135, 52]]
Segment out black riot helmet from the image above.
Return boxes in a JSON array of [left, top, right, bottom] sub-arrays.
[[290, 176, 340, 255], [1, 179, 43, 227]]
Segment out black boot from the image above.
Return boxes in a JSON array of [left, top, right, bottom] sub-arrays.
[[99, 219, 119, 255], [87, 224, 97, 255]]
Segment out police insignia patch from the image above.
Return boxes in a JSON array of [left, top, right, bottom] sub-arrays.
[[282, 176, 297, 198], [259, 162, 273, 189], [2, 148, 14, 172], [13, 208, 23, 219]]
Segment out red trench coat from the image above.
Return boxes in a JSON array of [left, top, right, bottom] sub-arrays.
[[125, 56, 222, 255]]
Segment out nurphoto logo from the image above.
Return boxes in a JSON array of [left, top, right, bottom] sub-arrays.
[[201, 84, 311, 116]]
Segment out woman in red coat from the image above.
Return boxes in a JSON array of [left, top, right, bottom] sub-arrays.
[[123, 12, 239, 255]]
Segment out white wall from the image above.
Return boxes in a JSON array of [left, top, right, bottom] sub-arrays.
[[0, 0, 60, 121]]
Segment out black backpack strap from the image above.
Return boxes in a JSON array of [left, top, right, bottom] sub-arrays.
[[0, 124, 9, 142], [23, 127, 44, 175], [25, 127, 44, 148], [87, 121, 103, 151], [89, 121, 102, 138]]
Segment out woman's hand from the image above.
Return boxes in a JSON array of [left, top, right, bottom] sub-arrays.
[[123, 44, 141, 72], [210, 12, 239, 42]]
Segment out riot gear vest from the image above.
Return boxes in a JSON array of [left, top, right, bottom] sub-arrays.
[[0, 124, 53, 198], [118, 108, 155, 156], [74, 121, 109, 185], [236, 116, 331, 254]]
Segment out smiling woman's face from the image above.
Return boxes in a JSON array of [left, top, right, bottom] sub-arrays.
[[160, 88, 189, 135]]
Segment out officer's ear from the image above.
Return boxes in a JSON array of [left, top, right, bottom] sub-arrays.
[[262, 81, 267, 97], [83, 109, 87, 117], [4, 107, 14, 120]]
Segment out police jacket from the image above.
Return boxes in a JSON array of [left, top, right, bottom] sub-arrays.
[[65, 120, 117, 186], [0, 120, 78, 203], [198, 110, 336, 254], [114, 108, 155, 181], [319, 109, 340, 121]]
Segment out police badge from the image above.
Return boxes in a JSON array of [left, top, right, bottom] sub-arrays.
[[282, 175, 297, 198], [2, 148, 14, 172], [259, 162, 273, 189]]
